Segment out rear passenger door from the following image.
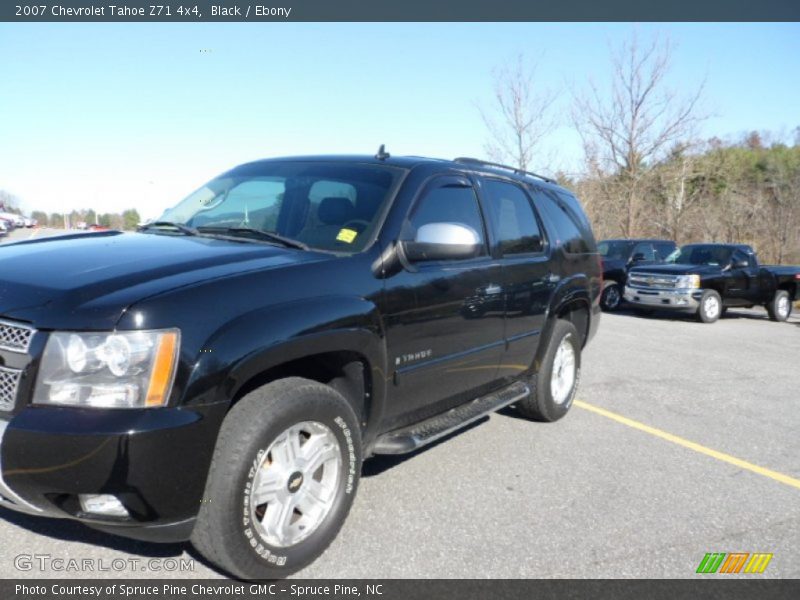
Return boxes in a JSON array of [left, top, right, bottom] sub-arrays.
[[478, 178, 551, 383]]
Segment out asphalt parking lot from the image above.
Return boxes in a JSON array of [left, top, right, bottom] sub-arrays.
[[0, 230, 798, 579]]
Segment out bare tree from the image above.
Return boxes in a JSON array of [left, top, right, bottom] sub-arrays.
[[650, 143, 707, 243], [480, 54, 559, 171], [573, 33, 706, 237]]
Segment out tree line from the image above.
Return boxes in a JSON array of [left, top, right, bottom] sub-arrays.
[[2, 188, 142, 231], [481, 34, 800, 265], [28, 207, 141, 231]]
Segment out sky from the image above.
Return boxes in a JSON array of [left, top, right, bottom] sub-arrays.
[[0, 22, 798, 220]]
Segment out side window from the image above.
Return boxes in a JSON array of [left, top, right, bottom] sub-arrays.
[[532, 189, 592, 254], [407, 183, 486, 252], [653, 242, 676, 262], [632, 243, 656, 262], [482, 179, 544, 255], [553, 190, 597, 252], [732, 249, 753, 268]]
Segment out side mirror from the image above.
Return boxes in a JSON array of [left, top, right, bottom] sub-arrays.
[[630, 252, 647, 263], [732, 259, 749, 269], [401, 222, 482, 263]]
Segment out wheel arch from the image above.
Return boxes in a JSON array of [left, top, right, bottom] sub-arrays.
[[777, 281, 797, 301], [534, 278, 592, 372], [181, 296, 388, 442]]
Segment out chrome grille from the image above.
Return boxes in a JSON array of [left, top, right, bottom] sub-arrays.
[[0, 366, 22, 411], [0, 320, 34, 353], [628, 273, 680, 290]]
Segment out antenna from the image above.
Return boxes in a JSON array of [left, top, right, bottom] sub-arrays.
[[375, 144, 390, 160]]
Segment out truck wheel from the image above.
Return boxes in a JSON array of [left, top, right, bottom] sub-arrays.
[[600, 283, 622, 311], [515, 319, 581, 422], [191, 377, 362, 580], [767, 290, 792, 322], [697, 290, 722, 323]]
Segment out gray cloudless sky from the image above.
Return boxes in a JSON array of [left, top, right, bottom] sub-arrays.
[[1, 22, 798, 219]]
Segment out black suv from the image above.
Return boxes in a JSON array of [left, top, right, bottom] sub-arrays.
[[0, 154, 601, 579], [597, 238, 677, 311]]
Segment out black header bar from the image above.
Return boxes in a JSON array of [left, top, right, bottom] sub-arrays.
[[3, 0, 800, 22]]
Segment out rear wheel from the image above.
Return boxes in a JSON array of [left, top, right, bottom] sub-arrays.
[[515, 320, 581, 422], [767, 290, 792, 322], [697, 290, 722, 323], [191, 377, 362, 580], [600, 283, 622, 311]]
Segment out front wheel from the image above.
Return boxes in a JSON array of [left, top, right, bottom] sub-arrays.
[[767, 290, 792, 322], [515, 319, 581, 422], [697, 290, 722, 323], [600, 283, 622, 311], [191, 377, 362, 580]]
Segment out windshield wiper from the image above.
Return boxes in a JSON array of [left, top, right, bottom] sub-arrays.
[[196, 226, 308, 250], [138, 221, 199, 236]]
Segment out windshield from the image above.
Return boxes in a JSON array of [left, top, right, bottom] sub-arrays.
[[666, 245, 733, 266], [598, 241, 634, 260], [158, 161, 403, 252]]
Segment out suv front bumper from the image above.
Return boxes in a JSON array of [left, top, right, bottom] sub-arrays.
[[0, 403, 226, 542], [624, 286, 702, 311]]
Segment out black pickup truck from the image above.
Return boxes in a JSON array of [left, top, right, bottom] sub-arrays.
[[0, 154, 601, 579], [624, 243, 800, 323], [598, 238, 676, 311]]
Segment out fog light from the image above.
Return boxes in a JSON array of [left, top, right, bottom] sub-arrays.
[[79, 494, 129, 518]]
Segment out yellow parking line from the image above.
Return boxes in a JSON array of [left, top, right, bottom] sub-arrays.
[[574, 400, 800, 491]]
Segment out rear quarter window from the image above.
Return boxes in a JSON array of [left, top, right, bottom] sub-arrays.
[[532, 188, 596, 254]]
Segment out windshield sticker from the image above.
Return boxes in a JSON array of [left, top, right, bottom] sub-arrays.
[[336, 228, 358, 243]]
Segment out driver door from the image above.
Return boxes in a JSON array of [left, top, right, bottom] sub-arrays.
[[726, 249, 760, 305], [379, 176, 505, 426]]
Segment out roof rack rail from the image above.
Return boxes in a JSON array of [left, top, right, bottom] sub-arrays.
[[453, 157, 556, 184]]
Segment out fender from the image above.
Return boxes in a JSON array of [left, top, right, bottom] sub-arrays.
[[181, 295, 389, 434], [535, 274, 592, 370]]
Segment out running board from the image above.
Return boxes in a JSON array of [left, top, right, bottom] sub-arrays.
[[372, 381, 531, 455]]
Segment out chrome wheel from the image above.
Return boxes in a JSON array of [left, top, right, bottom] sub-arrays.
[[604, 285, 621, 309], [777, 295, 790, 318], [703, 295, 720, 320], [550, 335, 576, 405], [250, 421, 341, 548]]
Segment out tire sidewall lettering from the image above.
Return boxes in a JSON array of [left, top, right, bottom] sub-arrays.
[[242, 448, 287, 566], [334, 415, 357, 495]]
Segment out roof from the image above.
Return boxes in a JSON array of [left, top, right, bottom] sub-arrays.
[[232, 154, 566, 191], [601, 238, 676, 244], [682, 242, 754, 251]]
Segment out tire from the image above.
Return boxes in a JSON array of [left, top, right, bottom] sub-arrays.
[[515, 320, 581, 422], [600, 283, 622, 312], [766, 290, 792, 322], [697, 290, 722, 323], [191, 377, 362, 580]]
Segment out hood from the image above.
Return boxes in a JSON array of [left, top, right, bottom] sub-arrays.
[[629, 263, 722, 276], [0, 231, 323, 329]]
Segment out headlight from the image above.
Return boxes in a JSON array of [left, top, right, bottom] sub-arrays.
[[34, 329, 180, 409], [676, 274, 700, 289]]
